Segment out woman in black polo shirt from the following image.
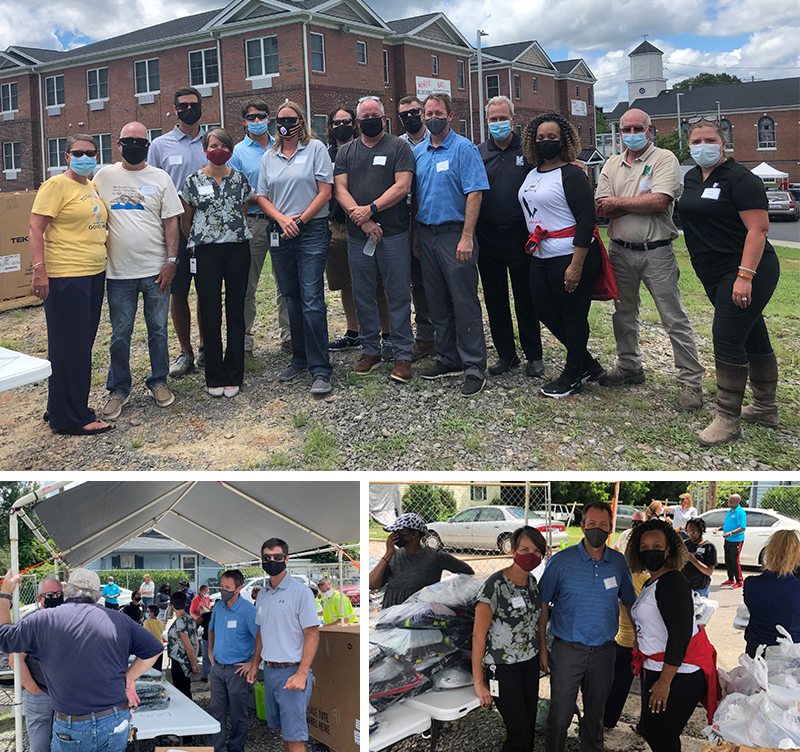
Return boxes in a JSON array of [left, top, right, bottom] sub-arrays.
[[678, 119, 780, 446], [681, 518, 717, 598]]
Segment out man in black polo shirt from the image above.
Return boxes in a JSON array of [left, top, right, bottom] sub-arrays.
[[476, 96, 543, 378]]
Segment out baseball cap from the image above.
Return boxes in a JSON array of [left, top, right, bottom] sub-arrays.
[[383, 513, 427, 534], [68, 568, 101, 591]]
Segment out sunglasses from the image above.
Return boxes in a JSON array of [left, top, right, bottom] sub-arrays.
[[118, 137, 149, 148], [245, 112, 269, 121], [41, 591, 63, 600], [619, 125, 647, 134], [68, 150, 98, 158], [276, 117, 299, 126], [400, 109, 421, 117], [176, 102, 202, 111], [331, 118, 352, 126], [262, 553, 286, 562]]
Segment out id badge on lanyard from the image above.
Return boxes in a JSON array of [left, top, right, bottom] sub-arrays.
[[190, 250, 197, 275], [489, 664, 499, 697]]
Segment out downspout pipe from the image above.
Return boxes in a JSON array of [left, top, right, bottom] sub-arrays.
[[301, 15, 312, 121], [210, 32, 225, 128]]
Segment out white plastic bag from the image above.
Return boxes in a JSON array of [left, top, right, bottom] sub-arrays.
[[733, 602, 750, 630]]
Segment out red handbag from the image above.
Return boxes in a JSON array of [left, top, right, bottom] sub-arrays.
[[591, 227, 618, 301]]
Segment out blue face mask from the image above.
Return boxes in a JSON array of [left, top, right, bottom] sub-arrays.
[[690, 143, 723, 168], [247, 120, 270, 136], [488, 120, 512, 141], [621, 132, 649, 151], [69, 155, 97, 176]]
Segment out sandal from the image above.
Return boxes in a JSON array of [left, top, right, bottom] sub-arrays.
[[54, 421, 114, 436]]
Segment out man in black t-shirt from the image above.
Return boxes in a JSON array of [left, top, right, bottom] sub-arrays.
[[334, 95, 416, 384]]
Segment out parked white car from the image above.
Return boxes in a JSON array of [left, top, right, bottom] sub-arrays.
[[697, 507, 800, 567], [424, 505, 568, 555], [209, 574, 319, 603]]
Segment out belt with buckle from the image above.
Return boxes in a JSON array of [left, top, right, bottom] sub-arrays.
[[610, 238, 671, 251], [266, 661, 300, 669], [55, 702, 129, 723], [418, 221, 464, 234]]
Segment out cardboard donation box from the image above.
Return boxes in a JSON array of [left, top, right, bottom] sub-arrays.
[[307, 623, 360, 752], [0, 191, 39, 310], [700, 743, 790, 752]]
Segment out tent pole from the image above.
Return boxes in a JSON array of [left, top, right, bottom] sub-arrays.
[[10, 510, 23, 752], [338, 548, 344, 626], [524, 481, 530, 526], [10, 480, 72, 512]]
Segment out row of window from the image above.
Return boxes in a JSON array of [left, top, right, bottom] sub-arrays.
[[484, 74, 592, 103], [676, 116, 778, 149]]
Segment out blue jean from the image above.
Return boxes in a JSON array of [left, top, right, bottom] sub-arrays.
[[269, 218, 333, 378], [201, 639, 211, 679], [106, 275, 170, 396], [50, 707, 129, 752], [22, 688, 53, 752], [694, 585, 710, 598]]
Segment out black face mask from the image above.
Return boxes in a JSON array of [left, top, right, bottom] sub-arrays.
[[277, 122, 302, 139], [177, 107, 202, 126], [360, 118, 384, 138], [133, 597, 141, 603], [262, 559, 287, 576], [394, 533, 412, 548], [425, 117, 449, 136], [400, 113, 423, 134], [42, 592, 64, 609], [584, 527, 609, 548], [121, 144, 148, 165], [535, 140, 562, 162], [330, 124, 354, 142], [639, 549, 667, 572]]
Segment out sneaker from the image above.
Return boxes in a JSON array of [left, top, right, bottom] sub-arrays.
[[581, 359, 607, 383], [100, 394, 130, 420], [390, 360, 412, 383], [169, 350, 195, 377], [677, 385, 703, 411], [196, 347, 205, 368], [488, 354, 521, 376], [420, 361, 464, 380], [223, 386, 240, 398], [412, 340, 437, 362], [540, 374, 583, 398], [381, 334, 394, 362], [720, 580, 735, 586], [599, 365, 645, 387], [526, 359, 545, 378], [149, 384, 175, 408], [329, 332, 361, 351], [208, 387, 224, 398], [731, 582, 743, 590], [278, 364, 307, 382], [461, 375, 486, 397], [311, 376, 332, 394], [281, 340, 293, 354], [354, 353, 383, 375]]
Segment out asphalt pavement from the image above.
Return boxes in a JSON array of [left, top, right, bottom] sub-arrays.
[[767, 219, 800, 245]]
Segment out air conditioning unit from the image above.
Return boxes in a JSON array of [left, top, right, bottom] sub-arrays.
[[89, 100, 105, 111], [46, 106, 62, 116], [250, 76, 273, 90], [2, 112, 14, 121], [137, 93, 155, 105]]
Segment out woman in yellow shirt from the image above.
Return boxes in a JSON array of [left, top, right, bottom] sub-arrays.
[[29, 134, 111, 435]]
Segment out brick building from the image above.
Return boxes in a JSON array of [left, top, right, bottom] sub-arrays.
[[0, 0, 595, 191], [604, 42, 800, 182]]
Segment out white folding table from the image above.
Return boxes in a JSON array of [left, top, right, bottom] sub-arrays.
[[404, 687, 481, 752], [0, 346, 50, 393], [132, 682, 220, 749], [369, 701, 432, 751]]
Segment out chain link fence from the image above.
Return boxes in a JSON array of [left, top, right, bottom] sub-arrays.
[[691, 480, 800, 519]]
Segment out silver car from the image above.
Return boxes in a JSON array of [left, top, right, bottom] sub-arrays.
[[424, 505, 568, 555], [767, 191, 799, 221]]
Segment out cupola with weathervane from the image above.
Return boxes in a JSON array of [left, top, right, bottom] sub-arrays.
[[627, 37, 668, 103]]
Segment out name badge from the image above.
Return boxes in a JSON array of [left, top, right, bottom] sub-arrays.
[[140, 185, 157, 195], [638, 178, 652, 193], [604, 576, 618, 590], [189, 257, 197, 274], [295, 155, 308, 164], [169, 155, 183, 165], [489, 679, 500, 697], [516, 156, 524, 167], [373, 155, 387, 166], [227, 620, 237, 629], [511, 596, 526, 610], [701, 187, 721, 200], [270, 232, 280, 248], [436, 160, 449, 172], [198, 185, 214, 196]]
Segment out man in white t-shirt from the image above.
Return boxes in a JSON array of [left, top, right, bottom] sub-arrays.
[[94, 121, 184, 420]]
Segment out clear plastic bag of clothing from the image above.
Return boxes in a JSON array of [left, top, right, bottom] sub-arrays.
[[369, 656, 430, 710], [430, 666, 473, 691], [369, 627, 451, 664], [375, 601, 473, 631], [407, 575, 486, 611]]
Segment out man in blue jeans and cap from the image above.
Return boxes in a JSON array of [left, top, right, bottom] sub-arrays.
[[247, 538, 319, 752], [0, 567, 163, 752]]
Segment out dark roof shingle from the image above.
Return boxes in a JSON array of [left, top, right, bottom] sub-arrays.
[[386, 13, 439, 34], [480, 41, 533, 61], [630, 41, 662, 56], [553, 59, 581, 73]]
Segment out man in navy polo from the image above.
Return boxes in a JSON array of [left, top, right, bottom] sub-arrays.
[[208, 569, 258, 752], [538, 502, 637, 752], [412, 92, 489, 397]]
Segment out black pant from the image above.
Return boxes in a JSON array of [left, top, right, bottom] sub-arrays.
[[604, 643, 640, 728], [487, 657, 540, 752], [640, 667, 706, 752], [476, 223, 542, 362], [410, 252, 434, 342], [194, 241, 250, 387], [171, 659, 192, 699], [529, 242, 601, 380], [724, 539, 744, 584], [43, 272, 105, 431], [103, 602, 119, 610], [690, 250, 779, 364]]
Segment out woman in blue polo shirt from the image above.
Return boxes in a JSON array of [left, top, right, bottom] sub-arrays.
[[678, 119, 779, 447]]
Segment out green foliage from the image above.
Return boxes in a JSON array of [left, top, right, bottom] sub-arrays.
[[0, 482, 54, 571], [760, 487, 800, 520], [674, 73, 742, 89], [595, 106, 611, 134], [551, 481, 660, 510], [309, 543, 360, 563], [96, 569, 193, 592], [655, 130, 690, 163], [402, 485, 459, 523], [647, 481, 691, 504]]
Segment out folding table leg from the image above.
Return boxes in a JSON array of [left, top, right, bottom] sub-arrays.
[[428, 719, 442, 752]]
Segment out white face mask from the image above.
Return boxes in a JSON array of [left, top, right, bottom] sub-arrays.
[[322, 589, 335, 599], [690, 143, 723, 168]]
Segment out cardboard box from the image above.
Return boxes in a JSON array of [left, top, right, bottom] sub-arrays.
[[0, 190, 40, 310], [307, 623, 360, 752]]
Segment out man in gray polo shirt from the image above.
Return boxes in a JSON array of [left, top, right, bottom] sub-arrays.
[[247, 538, 319, 752]]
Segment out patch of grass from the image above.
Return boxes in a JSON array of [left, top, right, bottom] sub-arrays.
[[131, 437, 144, 449], [463, 432, 483, 453], [302, 423, 338, 469], [169, 377, 202, 396], [356, 432, 413, 458], [244, 356, 266, 375], [292, 410, 309, 428], [266, 452, 296, 469]]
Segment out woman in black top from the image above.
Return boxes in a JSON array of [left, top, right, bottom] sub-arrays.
[[628, 520, 707, 752], [122, 590, 144, 623], [681, 518, 717, 597], [518, 112, 605, 398], [678, 119, 780, 446]]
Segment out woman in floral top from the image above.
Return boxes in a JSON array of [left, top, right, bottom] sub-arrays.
[[472, 526, 548, 752], [166, 590, 199, 698], [180, 127, 253, 398]]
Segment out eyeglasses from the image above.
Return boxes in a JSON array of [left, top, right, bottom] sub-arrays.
[[399, 109, 421, 117], [176, 102, 201, 111], [262, 553, 286, 562], [688, 116, 719, 124], [68, 150, 98, 158], [245, 112, 269, 122], [619, 125, 647, 134], [41, 591, 63, 600], [276, 117, 299, 126], [119, 137, 149, 148], [331, 118, 352, 126]]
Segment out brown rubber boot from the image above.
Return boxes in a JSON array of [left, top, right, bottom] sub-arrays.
[[741, 351, 779, 429], [698, 360, 749, 446]]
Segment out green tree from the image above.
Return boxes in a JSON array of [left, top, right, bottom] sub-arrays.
[[674, 72, 742, 89], [0, 482, 53, 571], [656, 130, 689, 163], [647, 481, 691, 505], [595, 106, 611, 134], [402, 485, 458, 522], [760, 487, 800, 521]]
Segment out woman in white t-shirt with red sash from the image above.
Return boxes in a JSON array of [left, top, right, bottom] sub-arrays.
[[518, 113, 605, 398]]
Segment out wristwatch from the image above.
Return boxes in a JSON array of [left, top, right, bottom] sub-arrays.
[[0, 593, 12, 602], [167, 257, 179, 264], [369, 202, 378, 214], [294, 216, 304, 227]]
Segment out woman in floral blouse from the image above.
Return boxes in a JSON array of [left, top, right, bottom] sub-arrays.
[[180, 127, 253, 398], [472, 526, 548, 752], [166, 590, 199, 698]]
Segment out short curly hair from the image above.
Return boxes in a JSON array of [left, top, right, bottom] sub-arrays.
[[625, 519, 688, 573], [522, 112, 581, 166], [685, 517, 706, 536]]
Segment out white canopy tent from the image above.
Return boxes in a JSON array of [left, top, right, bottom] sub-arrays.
[[6, 480, 360, 752], [751, 161, 789, 182]]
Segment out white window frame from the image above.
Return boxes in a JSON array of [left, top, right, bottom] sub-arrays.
[[486, 74, 500, 99], [382, 49, 389, 85], [357, 40, 367, 65], [720, 119, 734, 151], [45, 75, 65, 107], [91, 133, 113, 166], [513, 74, 521, 100], [246, 35, 279, 79], [757, 116, 776, 150], [47, 137, 67, 171], [532, 76, 538, 93], [309, 32, 325, 74], [134, 58, 160, 95], [313, 114, 327, 139], [199, 123, 221, 134], [459, 119, 467, 137], [3, 141, 21, 171], [86, 67, 109, 102], [147, 128, 162, 142], [431, 55, 438, 76], [457, 60, 465, 89], [576, 84, 580, 97], [1, 82, 18, 113], [189, 48, 220, 87]]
